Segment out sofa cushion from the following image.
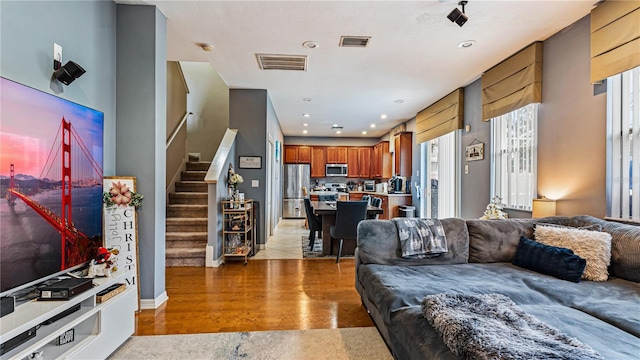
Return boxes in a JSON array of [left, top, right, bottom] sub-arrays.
[[466, 219, 537, 263], [512, 236, 586, 283], [538, 215, 640, 282], [357, 218, 469, 266], [535, 225, 611, 281]]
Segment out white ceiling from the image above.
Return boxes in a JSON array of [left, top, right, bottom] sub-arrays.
[[118, 0, 595, 138]]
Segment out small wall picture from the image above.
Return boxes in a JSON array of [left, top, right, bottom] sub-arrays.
[[465, 143, 484, 162], [239, 156, 262, 169]]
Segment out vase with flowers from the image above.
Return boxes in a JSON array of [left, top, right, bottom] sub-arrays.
[[480, 196, 508, 219], [227, 163, 244, 208]]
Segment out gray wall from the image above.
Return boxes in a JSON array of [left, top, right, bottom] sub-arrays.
[[116, 4, 167, 301], [460, 79, 492, 219], [181, 62, 230, 161], [538, 15, 606, 217], [266, 95, 284, 221], [229, 89, 269, 245], [0, 0, 117, 174]]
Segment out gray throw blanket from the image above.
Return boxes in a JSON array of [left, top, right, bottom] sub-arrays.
[[422, 293, 605, 360], [393, 218, 447, 259]]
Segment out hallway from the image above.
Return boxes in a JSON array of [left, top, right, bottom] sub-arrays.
[[252, 219, 306, 260]]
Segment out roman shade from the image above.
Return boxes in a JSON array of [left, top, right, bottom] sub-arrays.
[[481, 42, 543, 121], [590, 0, 640, 83], [415, 88, 464, 144]]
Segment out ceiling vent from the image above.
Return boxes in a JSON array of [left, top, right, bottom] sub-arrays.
[[256, 54, 307, 71], [339, 36, 371, 47]]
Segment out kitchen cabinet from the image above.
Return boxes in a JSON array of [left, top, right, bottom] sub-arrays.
[[346, 147, 371, 178], [284, 145, 310, 164], [394, 132, 412, 177], [359, 147, 372, 178], [372, 141, 392, 178], [326, 146, 347, 164], [311, 147, 327, 178]]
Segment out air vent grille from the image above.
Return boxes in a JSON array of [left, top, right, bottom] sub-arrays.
[[339, 36, 371, 47], [256, 54, 307, 71]]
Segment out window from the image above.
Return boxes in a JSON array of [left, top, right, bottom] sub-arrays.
[[607, 66, 639, 221], [419, 131, 459, 219], [490, 103, 538, 210]]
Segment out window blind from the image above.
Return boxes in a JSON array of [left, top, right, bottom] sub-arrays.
[[415, 88, 464, 144], [481, 42, 543, 121], [591, 0, 640, 83]]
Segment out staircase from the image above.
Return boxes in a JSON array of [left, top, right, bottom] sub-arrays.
[[166, 159, 210, 266]]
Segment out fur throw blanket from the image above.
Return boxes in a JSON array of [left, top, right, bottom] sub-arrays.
[[422, 293, 604, 360]]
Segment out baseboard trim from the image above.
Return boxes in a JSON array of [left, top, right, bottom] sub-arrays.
[[140, 291, 169, 310]]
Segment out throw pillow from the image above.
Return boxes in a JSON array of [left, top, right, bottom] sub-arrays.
[[535, 225, 612, 281], [534, 222, 603, 232], [512, 236, 586, 282]]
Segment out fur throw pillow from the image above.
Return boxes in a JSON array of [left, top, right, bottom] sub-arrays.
[[535, 225, 612, 281]]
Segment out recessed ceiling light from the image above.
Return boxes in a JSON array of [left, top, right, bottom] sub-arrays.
[[370, 124, 376, 128], [302, 41, 319, 49], [303, 113, 310, 117], [303, 98, 312, 102], [303, 130, 308, 134], [362, 131, 367, 135], [336, 130, 342, 134], [303, 123, 308, 127], [394, 99, 405, 104], [199, 43, 214, 52], [458, 40, 476, 48], [380, 114, 387, 119]]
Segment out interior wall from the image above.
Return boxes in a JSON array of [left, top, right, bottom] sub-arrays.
[[180, 61, 230, 161], [116, 4, 167, 302], [538, 15, 606, 217], [266, 95, 284, 221], [166, 61, 187, 139], [229, 89, 269, 246], [460, 79, 492, 219], [0, 0, 117, 174]]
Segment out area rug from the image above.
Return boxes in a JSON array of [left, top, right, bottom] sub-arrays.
[[109, 327, 391, 360], [302, 235, 354, 259]]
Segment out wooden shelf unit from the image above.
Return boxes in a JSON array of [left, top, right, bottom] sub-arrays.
[[222, 199, 254, 265]]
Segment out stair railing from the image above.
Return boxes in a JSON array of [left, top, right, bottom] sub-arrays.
[[166, 112, 192, 194], [204, 128, 238, 267]]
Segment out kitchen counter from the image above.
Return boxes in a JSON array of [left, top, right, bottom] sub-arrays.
[[349, 191, 412, 197]]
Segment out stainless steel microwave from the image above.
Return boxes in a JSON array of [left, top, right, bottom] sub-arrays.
[[326, 164, 348, 176]]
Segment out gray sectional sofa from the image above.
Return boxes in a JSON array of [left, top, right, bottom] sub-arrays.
[[355, 215, 640, 359]]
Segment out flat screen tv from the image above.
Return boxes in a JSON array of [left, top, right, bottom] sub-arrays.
[[0, 77, 104, 297]]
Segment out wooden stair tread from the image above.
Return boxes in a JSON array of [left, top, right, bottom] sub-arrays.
[[166, 248, 206, 258]]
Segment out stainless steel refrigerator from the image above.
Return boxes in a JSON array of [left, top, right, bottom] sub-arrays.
[[283, 164, 311, 218]]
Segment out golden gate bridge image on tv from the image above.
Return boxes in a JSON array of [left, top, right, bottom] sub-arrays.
[[6, 117, 103, 270]]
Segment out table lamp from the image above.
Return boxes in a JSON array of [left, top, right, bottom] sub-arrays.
[[532, 197, 556, 218]]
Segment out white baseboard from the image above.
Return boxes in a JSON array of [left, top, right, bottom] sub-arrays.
[[140, 291, 169, 310], [206, 245, 224, 267], [258, 244, 266, 250]]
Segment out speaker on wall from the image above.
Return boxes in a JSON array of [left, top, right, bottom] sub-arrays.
[[53, 60, 86, 85]]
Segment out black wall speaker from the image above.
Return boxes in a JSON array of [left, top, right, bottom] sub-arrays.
[[53, 60, 86, 85]]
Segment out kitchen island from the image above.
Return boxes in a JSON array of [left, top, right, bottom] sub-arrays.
[[349, 191, 412, 219]]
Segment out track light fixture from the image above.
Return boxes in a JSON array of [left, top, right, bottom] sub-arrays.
[[447, 1, 469, 27]]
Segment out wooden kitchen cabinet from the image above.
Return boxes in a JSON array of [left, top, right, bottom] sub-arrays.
[[372, 141, 392, 178], [326, 147, 347, 164], [347, 147, 372, 178], [311, 147, 327, 178], [284, 145, 311, 164], [359, 147, 371, 178], [394, 132, 412, 177]]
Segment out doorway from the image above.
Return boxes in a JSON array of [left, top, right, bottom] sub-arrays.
[[419, 131, 459, 218]]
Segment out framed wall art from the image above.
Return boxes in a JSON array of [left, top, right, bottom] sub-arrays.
[[239, 155, 262, 169], [465, 141, 484, 162]]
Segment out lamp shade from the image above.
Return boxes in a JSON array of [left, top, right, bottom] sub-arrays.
[[532, 198, 556, 218]]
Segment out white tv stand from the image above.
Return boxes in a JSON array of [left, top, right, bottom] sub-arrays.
[[0, 270, 136, 360]]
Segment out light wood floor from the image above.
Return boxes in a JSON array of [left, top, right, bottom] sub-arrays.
[[135, 259, 374, 335]]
